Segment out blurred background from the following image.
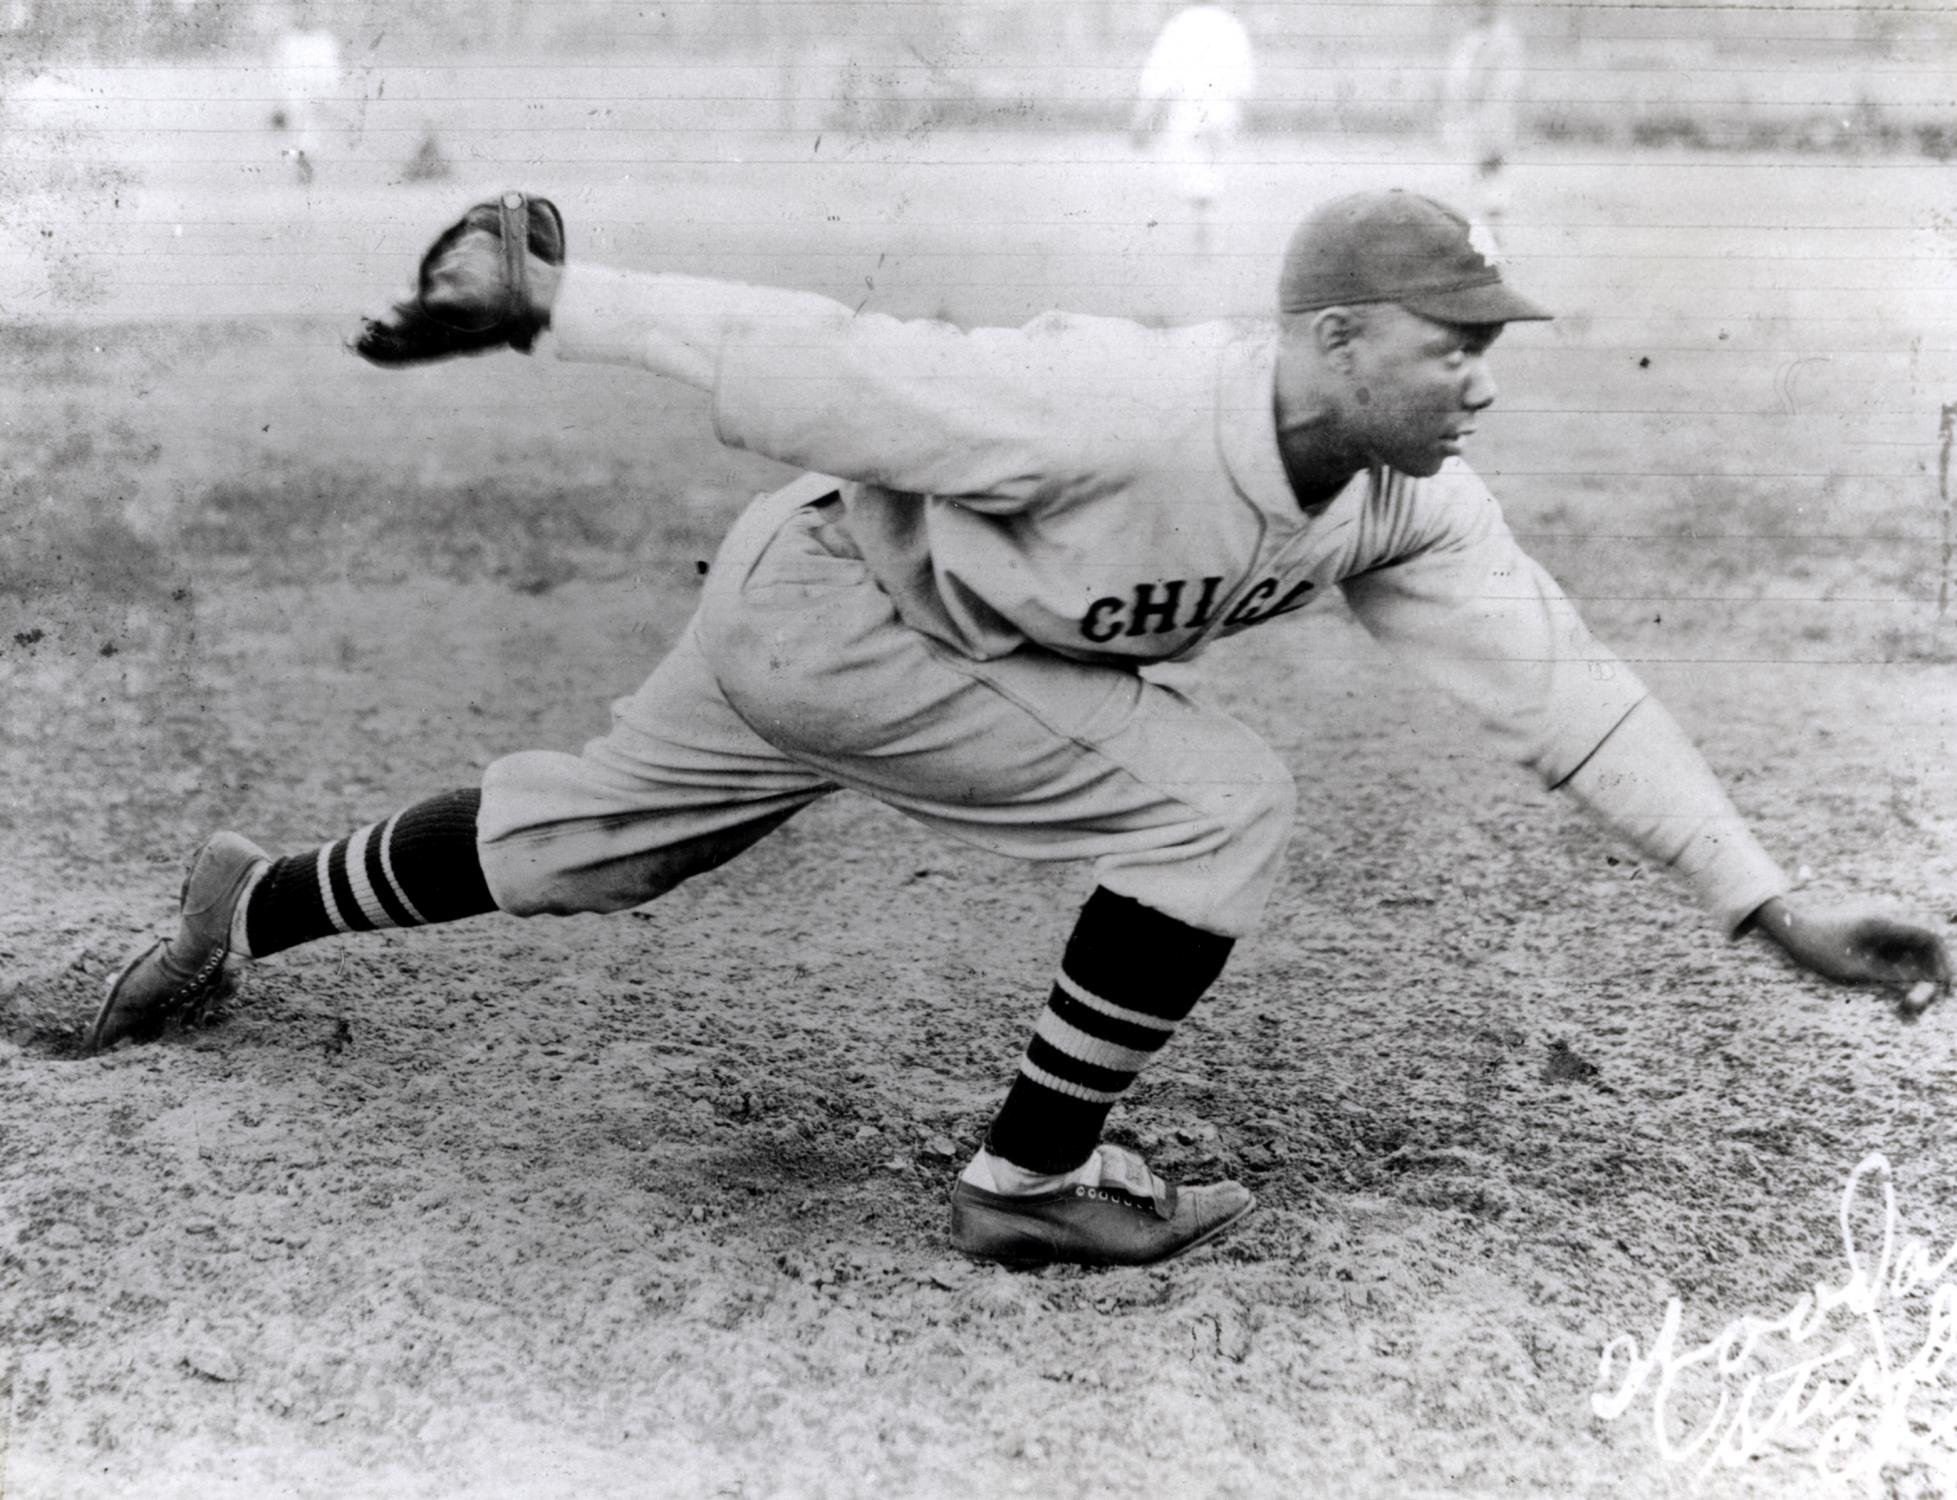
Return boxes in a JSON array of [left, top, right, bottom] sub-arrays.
[[2, 0, 1954, 665], [4, 0, 1954, 151], [3, 0, 1953, 323]]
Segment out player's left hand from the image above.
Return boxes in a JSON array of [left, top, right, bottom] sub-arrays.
[[1746, 896, 1951, 1015]]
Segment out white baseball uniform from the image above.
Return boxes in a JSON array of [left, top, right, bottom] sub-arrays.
[[273, 28, 342, 159], [1134, 5, 1256, 206], [1442, 12, 1526, 228], [475, 266, 1789, 940]]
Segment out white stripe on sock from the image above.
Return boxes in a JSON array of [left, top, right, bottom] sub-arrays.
[[343, 823, 396, 931], [1054, 970, 1178, 1033], [1018, 1057, 1123, 1105], [1034, 1008, 1156, 1077], [314, 844, 354, 934], [376, 809, 428, 926]]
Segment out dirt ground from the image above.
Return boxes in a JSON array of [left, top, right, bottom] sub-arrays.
[[4, 73, 1957, 1500]]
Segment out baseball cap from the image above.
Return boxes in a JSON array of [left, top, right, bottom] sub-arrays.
[[1277, 190, 1552, 324]]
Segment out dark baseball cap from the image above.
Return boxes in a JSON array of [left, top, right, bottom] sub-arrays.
[[1277, 190, 1552, 324]]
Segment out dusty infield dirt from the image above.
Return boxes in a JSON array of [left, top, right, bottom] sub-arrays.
[[8, 507, 1954, 1500], [4, 94, 1957, 1499]]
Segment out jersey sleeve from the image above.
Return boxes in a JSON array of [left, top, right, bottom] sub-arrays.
[[711, 310, 1194, 514], [1558, 697, 1790, 936], [1337, 467, 1648, 786], [1340, 467, 1788, 932]]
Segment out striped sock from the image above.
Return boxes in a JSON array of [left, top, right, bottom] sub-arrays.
[[984, 888, 1234, 1176], [241, 789, 497, 959]]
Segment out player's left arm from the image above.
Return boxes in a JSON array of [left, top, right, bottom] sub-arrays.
[[542, 263, 853, 392], [1340, 471, 1949, 1004], [545, 263, 1180, 509]]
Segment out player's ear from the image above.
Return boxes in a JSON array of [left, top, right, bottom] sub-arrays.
[[1311, 307, 1366, 373]]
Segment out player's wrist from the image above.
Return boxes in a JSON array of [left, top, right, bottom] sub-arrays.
[[1737, 894, 1792, 944]]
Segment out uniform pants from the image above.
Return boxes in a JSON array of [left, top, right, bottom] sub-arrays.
[[476, 481, 1296, 939]]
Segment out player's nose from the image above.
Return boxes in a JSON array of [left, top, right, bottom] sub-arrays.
[[1462, 359, 1498, 412]]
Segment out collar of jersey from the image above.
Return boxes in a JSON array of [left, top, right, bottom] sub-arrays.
[[1213, 331, 1365, 525]]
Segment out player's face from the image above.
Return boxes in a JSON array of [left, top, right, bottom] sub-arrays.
[[1344, 307, 1502, 477]]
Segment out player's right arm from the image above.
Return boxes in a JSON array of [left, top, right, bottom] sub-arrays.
[[1337, 469, 1787, 936], [1341, 469, 1949, 1001]]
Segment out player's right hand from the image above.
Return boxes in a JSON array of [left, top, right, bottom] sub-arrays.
[[1747, 896, 1951, 1016]]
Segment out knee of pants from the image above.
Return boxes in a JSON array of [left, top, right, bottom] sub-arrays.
[[480, 845, 675, 919], [475, 749, 636, 916], [477, 748, 814, 918], [476, 748, 707, 918], [1204, 747, 1299, 918], [1100, 742, 1298, 941], [1202, 732, 1297, 852]]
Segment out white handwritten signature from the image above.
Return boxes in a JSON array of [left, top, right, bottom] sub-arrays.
[[1593, 1152, 1957, 1491]]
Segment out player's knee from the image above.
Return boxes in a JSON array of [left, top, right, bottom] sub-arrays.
[[1201, 759, 1296, 938], [478, 750, 577, 844], [1106, 755, 1295, 940], [474, 752, 593, 915], [1219, 748, 1297, 844], [476, 747, 806, 917], [475, 750, 654, 915]]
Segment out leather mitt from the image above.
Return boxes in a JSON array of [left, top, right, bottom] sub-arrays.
[[352, 191, 565, 366]]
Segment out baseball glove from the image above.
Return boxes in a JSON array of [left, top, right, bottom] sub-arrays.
[[352, 191, 565, 366]]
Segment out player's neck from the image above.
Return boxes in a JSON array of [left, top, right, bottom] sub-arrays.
[[1272, 331, 1367, 508], [1273, 402, 1366, 509]]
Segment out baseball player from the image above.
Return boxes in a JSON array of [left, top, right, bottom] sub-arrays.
[[1128, 4, 1257, 253], [89, 190, 1950, 1269], [1441, 0, 1526, 250], [268, 15, 343, 186]]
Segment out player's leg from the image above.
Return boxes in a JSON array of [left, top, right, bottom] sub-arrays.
[[698, 498, 1292, 1264], [88, 793, 494, 1052], [781, 675, 1283, 1266], [945, 886, 1255, 1267], [470, 618, 832, 917], [1184, 111, 1228, 256], [1471, 152, 1510, 253], [240, 790, 494, 962], [89, 626, 832, 1053]]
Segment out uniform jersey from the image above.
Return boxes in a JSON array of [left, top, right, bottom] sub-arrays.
[[710, 306, 1648, 787]]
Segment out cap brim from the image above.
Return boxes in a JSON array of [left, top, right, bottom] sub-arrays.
[[1403, 281, 1553, 324]]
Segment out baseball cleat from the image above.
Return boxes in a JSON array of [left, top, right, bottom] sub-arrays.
[[351, 191, 565, 366], [87, 832, 269, 1053], [949, 1144, 1255, 1268]]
